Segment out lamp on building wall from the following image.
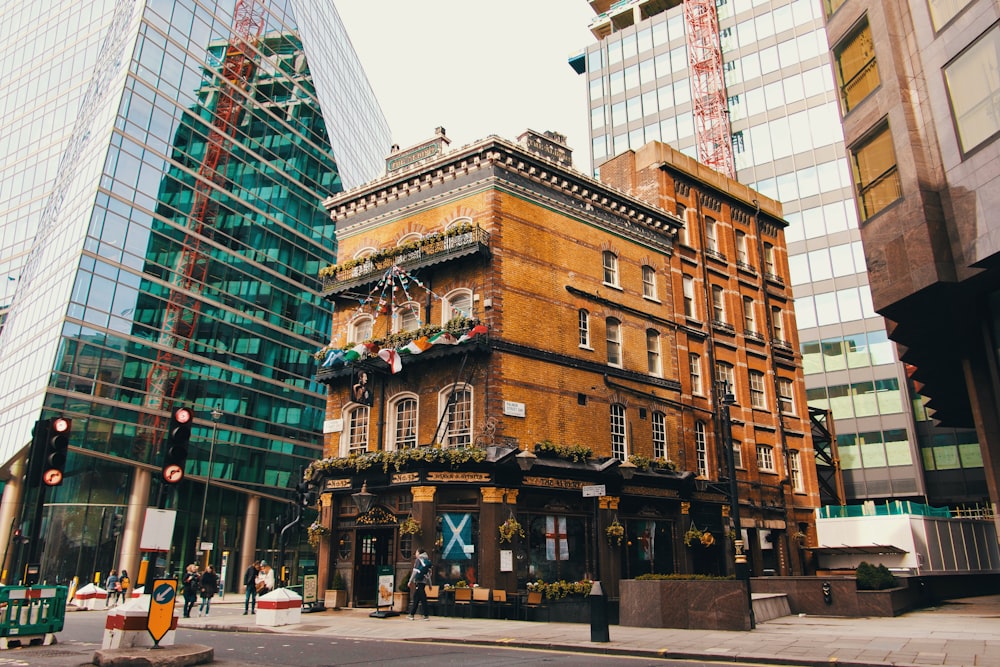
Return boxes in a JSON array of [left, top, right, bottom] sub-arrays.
[[618, 459, 637, 480], [351, 481, 376, 515], [719, 381, 755, 629], [515, 448, 537, 472]]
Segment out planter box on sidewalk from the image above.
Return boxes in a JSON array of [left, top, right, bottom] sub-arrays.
[[620, 579, 752, 631]]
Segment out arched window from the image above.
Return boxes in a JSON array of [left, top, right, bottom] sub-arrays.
[[397, 233, 422, 246], [694, 421, 708, 477], [442, 288, 473, 323], [606, 318, 622, 366], [652, 411, 667, 460], [343, 405, 370, 457], [438, 384, 472, 448], [353, 247, 376, 259], [610, 403, 627, 461], [388, 394, 418, 450], [348, 315, 374, 343], [393, 301, 420, 333], [646, 329, 661, 376], [445, 217, 473, 232], [578, 309, 591, 348]]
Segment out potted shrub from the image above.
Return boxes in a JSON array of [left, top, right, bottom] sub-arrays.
[[325, 570, 348, 609]]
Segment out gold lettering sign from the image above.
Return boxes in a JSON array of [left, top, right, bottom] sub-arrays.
[[325, 478, 352, 490], [522, 476, 587, 490], [426, 471, 491, 483], [624, 485, 679, 498], [392, 472, 420, 484]]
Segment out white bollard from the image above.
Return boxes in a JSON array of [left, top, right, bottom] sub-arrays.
[[101, 595, 179, 649], [73, 583, 108, 611], [256, 588, 302, 627]]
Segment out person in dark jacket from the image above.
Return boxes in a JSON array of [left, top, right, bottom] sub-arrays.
[[198, 564, 219, 616], [181, 564, 200, 618], [407, 550, 433, 620], [243, 560, 260, 614]]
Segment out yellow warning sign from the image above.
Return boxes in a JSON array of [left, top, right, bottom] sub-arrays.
[[147, 578, 177, 644]]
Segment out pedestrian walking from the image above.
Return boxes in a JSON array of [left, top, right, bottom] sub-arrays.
[[181, 564, 200, 618], [243, 560, 260, 614], [407, 550, 433, 620], [117, 569, 130, 604], [104, 569, 119, 607], [198, 564, 219, 616]]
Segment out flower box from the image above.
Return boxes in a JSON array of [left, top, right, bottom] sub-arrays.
[[619, 579, 752, 631]]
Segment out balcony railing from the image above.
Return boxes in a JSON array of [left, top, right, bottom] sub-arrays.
[[320, 226, 491, 296]]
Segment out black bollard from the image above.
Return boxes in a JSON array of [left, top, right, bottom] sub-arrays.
[[589, 580, 610, 642]]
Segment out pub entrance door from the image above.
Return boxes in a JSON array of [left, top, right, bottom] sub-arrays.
[[354, 528, 393, 606]]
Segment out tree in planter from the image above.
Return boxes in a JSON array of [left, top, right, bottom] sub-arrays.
[[855, 561, 897, 590]]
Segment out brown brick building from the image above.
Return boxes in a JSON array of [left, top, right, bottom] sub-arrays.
[[307, 130, 819, 608]]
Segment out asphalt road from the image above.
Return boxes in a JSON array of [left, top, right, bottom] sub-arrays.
[[1, 612, 686, 666]]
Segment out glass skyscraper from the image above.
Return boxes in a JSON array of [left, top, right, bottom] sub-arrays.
[[575, 0, 983, 508], [0, 0, 390, 587]]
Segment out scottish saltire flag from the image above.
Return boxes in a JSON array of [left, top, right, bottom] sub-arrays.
[[442, 512, 472, 560], [321, 349, 345, 368], [545, 516, 568, 561]]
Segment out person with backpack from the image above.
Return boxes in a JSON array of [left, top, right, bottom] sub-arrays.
[[181, 563, 200, 618], [104, 569, 119, 607], [407, 550, 433, 620], [117, 570, 130, 604]]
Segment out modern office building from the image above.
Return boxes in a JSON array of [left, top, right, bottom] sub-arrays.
[[0, 0, 390, 589], [573, 0, 985, 509], [822, 1, 1000, 525]]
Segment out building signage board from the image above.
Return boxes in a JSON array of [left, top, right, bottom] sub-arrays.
[[582, 484, 606, 498], [503, 401, 525, 417]]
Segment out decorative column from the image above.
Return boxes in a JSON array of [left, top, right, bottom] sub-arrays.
[[317, 493, 332, 589], [410, 486, 437, 556], [239, 494, 260, 586], [480, 487, 506, 589], [598, 495, 620, 597]]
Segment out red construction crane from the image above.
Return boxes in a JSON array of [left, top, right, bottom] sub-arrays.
[[138, 0, 265, 459], [685, 0, 736, 179]]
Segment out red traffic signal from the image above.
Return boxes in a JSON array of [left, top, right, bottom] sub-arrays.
[[162, 407, 193, 484], [38, 417, 72, 487]]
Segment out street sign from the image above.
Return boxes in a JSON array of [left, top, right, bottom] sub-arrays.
[[582, 484, 606, 497], [147, 578, 177, 645]]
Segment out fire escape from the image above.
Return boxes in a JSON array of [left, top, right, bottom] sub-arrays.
[[137, 0, 265, 458]]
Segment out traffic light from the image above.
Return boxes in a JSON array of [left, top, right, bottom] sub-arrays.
[[31, 417, 71, 487], [161, 407, 193, 484], [109, 512, 124, 537]]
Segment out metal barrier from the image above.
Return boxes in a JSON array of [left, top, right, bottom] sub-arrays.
[[0, 585, 68, 647]]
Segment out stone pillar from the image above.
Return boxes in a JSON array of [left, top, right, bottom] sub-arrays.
[[0, 455, 25, 584], [480, 487, 505, 589], [239, 494, 260, 587], [119, 468, 151, 586], [410, 486, 437, 556], [317, 493, 332, 589], [599, 496, 620, 597]]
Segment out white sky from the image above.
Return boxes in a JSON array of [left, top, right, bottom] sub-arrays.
[[334, 0, 599, 170]]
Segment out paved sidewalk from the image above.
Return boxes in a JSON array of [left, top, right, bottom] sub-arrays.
[[176, 594, 1000, 667]]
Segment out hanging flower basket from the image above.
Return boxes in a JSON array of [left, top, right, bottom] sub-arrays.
[[498, 517, 525, 543], [606, 520, 625, 547], [307, 522, 330, 549], [399, 516, 421, 535]]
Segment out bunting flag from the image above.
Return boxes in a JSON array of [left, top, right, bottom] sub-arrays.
[[402, 336, 432, 355], [321, 349, 345, 368], [428, 331, 459, 345], [377, 348, 402, 374], [545, 515, 569, 561], [458, 324, 488, 343]]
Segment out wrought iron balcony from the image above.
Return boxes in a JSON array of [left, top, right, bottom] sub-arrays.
[[320, 226, 491, 297]]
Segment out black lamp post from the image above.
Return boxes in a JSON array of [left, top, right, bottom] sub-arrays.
[[719, 381, 755, 629]]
